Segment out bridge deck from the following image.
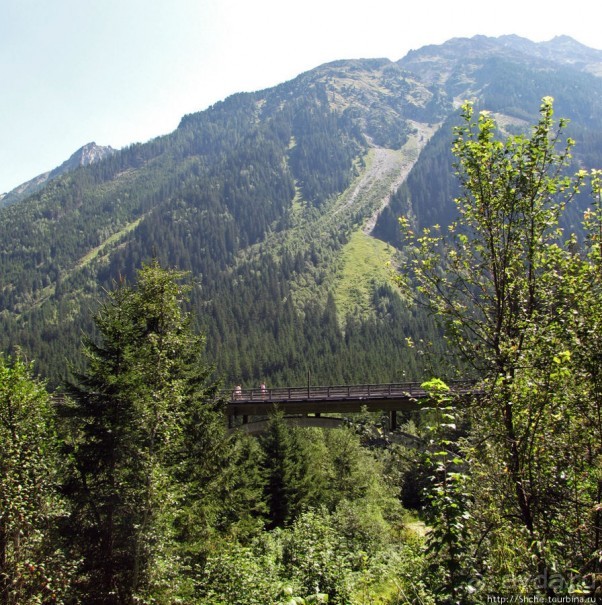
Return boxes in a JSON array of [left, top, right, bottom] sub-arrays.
[[226, 381, 476, 416]]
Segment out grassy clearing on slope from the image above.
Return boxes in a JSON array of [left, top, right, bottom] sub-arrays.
[[77, 218, 143, 268], [23, 218, 145, 311], [333, 230, 397, 322]]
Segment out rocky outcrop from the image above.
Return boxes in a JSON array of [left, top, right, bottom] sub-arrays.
[[0, 142, 116, 207]]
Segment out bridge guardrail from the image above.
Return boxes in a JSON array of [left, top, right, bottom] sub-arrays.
[[225, 380, 478, 403]]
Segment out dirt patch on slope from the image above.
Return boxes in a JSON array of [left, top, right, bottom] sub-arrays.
[[363, 120, 441, 235]]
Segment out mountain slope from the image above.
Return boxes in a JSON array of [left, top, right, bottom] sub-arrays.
[[1, 35, 602, 388]]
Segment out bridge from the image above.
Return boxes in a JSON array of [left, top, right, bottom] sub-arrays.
[[225, 381, 477, 430]]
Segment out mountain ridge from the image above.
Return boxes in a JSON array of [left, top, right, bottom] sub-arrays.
[[0, 142, 116, 207], [4, 35, 599, 207], [1, 34, 601, 387]]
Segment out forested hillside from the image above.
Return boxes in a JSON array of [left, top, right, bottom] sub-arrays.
[[3, 34, 602, 604], [1, 35, 602, 389]]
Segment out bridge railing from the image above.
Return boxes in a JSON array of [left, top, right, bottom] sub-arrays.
[[225, 380, 478, 403]]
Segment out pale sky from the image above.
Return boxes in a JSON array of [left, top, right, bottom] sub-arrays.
[[1, 0, 601, 194]]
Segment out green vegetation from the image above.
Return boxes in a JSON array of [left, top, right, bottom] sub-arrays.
[[0, 356, 73, 605], [3, 39, 602, 603], [62, 260, 228, 602], [2, 44, 602, 392], [1, 262, 430, 604], [2, 99, 602, 603], [399, 98, 602, 599], [76, 216, 143, 268], [333, 230, 397, 322]]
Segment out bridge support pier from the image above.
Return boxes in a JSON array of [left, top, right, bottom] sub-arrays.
[[227, 415, 250, 428], [390, 410, 397, 431]]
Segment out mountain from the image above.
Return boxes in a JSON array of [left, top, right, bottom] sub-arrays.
[[1, 35, 602, 388], [400, 34, 602, 80], [0, 142, 117, 207]]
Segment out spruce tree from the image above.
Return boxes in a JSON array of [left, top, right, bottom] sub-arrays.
[[63, 260, 225, 604]]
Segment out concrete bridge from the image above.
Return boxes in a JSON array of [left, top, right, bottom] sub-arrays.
[[225, 381, 477, 431]]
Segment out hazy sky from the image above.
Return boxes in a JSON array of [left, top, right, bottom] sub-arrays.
[[1, 0, 600, 193]]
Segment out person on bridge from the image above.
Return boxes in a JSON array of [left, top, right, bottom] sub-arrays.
[[234, 385, 242, 399], [260, 383, 267, 398]]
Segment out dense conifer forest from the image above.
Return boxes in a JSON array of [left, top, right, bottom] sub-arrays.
[[2, 36, 602, 390]]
